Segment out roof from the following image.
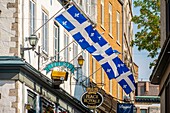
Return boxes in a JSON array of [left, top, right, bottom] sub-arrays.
[[150, 37, 170, 84], [135, 96, 160, 103]]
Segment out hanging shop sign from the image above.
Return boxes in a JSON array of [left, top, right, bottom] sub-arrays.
[[43, 61, 75, 74], [117, 103, 133, 113], [81, 87, 103, 109]]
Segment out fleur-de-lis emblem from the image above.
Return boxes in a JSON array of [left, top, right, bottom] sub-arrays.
[[123, 85, 127, 89], [90, 33, 94, 37], [74, 13, 80, 17], [107, 69, 111, 73], [79, 39, 84, 43], [62, 21, 67, 26], [118, 64, 121, 68], [121, 64, 124, 67], [98, 36, 101, 40]]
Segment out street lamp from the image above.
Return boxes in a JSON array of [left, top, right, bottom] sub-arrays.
[[20, 34, 39, 56], [77, 55, 84, 67]]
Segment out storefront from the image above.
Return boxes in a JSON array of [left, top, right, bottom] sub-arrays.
[[0, 56, 92, 113]]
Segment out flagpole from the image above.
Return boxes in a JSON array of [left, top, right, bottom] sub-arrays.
[[33, 2, 71, 34], [81, 66, 102, 84]]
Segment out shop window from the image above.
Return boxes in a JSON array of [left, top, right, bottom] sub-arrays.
[[40, 97, 54, 113], [140, 109, 147, 113], [27, 90, 37, 113]]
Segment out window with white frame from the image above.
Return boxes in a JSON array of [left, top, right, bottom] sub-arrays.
[[117, 84, 120, 100], [54, 23, 59, 61], [116, 11, 120, 42], [78, 0, 83, 6], [101, 69, 104, 88], [73, 42, 78, 66], [101, 0, 104, 26], [42, 11, 48, 53], [92, 58, 96, 81], [86, 0, 91, 15], [29, 0, 35, 35], [140, 109, 147, 113], [82, 52, 86, 77], [64, 32, 69, 62], [109, 3, 112, 35], [27, 90, 36, 113], [109, 80, 112, 94]]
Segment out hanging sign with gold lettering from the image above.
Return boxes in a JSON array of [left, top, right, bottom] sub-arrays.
[[81, 87, 103, 109]]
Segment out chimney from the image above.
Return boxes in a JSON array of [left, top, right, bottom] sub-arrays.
[[145, 82, 149, 92]]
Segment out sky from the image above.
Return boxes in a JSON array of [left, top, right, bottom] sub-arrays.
[[132, 1, 154, 81]]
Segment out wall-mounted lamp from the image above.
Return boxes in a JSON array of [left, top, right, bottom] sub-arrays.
[[51, 70, 69, 89], [20, 34, 39, 56], [25, 103, 32, 110], [77, 55, 84, 67]]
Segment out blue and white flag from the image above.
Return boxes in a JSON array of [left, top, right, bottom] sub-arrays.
[[86, 35, 119, 79], [55, 4, 136, 94], [113, 57, 136, 94], [55, 5, 100, 49]]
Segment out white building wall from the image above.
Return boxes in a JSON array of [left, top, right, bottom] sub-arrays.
[[0, 81, 16, 113], [0, 0, 17, 56]]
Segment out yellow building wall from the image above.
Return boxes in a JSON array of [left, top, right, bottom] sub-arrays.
[[89, 0, 123, 101]]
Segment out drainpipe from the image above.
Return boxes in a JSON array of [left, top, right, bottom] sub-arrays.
[[21, 0, 25, 113], [121, 0, 125, 98], [21, 0, 24, 57], [122, 1, 124, 62]]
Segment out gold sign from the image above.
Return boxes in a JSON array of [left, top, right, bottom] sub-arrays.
[[81, 87, 103, 109]]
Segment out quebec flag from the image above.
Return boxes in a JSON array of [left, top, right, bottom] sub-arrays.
[[55, 5, 119, 79], [55, 5, 136, 94], [113, 57, 136, 94], [55, 5, 100, 49]]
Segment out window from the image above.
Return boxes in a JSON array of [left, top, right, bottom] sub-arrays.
[[40, 97, 54, 113], [54, 23, 59, 61], [101, 0, 104, 26], [29, 0, 35, 35], [109, 80, 112, 94], [86, 0, 91, 15], [117, 84, 120, 100], [82, 52, 86, 77], [140, 86, 145, 95], [73, 42, 78, 66], [140, 109, 147, 113], [109, 3, 112, 35], [50, 0, 52, 5], [101, 69, 104, 88], [116, 11, 120, 42], [78, 0, 83, 6], [92, 58, 96, 81], [64, 33, 69, 62], [42, 11, 48, 53], [27, 90, 36, 113]]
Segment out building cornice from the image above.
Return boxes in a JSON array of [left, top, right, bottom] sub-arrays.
[[150, 37, 170, 84], [0, 56, 92, 113]]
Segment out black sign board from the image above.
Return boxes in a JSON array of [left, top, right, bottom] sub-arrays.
[[81, 88, 103, 109], [117, 103, 133, 113]]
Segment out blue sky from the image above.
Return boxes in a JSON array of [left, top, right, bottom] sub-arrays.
[[132, 1, 154, 81]]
